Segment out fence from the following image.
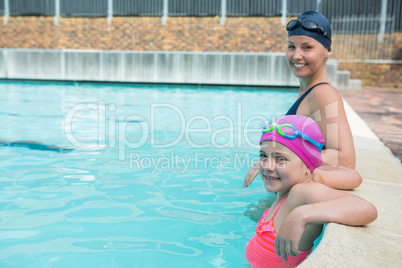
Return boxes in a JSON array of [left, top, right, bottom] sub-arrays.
[[332, 15, 395, 61], [1, 0, 400, 29], [0, 0, 400, 61], [0, 0, 401, 27]]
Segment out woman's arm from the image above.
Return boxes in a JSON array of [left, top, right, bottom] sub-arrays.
[[311, 94, 360, 189], [312, 165, 362, 189], [317, 111, 356, 169], [302, 84, 356, 169], [275, 183, 377, 262]]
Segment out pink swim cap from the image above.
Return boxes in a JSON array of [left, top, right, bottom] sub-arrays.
[[259, 115, 324, 173]]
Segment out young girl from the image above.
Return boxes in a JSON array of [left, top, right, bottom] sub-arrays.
[[244, 11, 358, 190], [245, 115, 377, 267]]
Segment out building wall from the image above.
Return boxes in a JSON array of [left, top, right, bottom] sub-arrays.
[[0, 16, 400, 88]]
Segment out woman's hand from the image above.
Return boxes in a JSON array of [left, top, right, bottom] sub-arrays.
[[243, 161, 260, 187], [311, 168, 323, 184]]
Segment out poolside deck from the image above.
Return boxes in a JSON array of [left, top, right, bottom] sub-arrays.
[[299, 88, 402, 267], [341, 89, 402, 164]]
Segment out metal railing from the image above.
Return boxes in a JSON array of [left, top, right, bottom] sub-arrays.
[[332, 15, 395, 61], [0, 0, 400, 62], [60, 0, 108, 17], [113, 0, 163, 16], [1, 0, 400, 29]]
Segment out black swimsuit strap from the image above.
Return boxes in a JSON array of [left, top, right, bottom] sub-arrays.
[[285, 82, 328, 115]]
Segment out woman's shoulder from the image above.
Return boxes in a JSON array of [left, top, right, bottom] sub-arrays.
[[303, 83, 343, 115], [309, 83, 340, 102]]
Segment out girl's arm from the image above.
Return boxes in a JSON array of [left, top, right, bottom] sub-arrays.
[[275, 183, 377, 262], [243, 161, 259, 187]]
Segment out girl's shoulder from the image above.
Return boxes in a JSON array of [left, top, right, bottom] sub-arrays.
[[287, 182, 350, 207], [286, 183, 320, 206]]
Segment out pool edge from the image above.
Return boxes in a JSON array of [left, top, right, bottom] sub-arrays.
[[298, 100, 402, 267]]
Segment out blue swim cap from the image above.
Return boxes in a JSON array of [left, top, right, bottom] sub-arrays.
[[288, 11, 332, 51]]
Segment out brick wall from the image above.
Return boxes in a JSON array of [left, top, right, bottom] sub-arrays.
[[338, 62, 401, 88], [0, 16, 400, 88]]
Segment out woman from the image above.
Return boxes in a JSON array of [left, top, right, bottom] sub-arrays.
[[244, 11, 358, 190]]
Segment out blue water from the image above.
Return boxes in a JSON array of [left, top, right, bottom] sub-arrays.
[[0, 82, 297, 268]]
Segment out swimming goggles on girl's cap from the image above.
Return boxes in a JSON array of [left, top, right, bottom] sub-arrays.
[[286, 19, 331, 41], [261, 119, 324, 152]]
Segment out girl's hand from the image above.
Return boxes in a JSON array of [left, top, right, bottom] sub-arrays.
[[243, 161, 259, 187], [275, 211, 306, 262]]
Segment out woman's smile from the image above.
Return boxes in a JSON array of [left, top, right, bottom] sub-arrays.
[[292, 62, 307, 69]]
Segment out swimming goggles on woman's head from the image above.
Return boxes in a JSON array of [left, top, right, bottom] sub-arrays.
[[260, 120, 324, 152], [286, 19, 331, 41]]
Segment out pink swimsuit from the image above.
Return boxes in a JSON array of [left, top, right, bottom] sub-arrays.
[[245, 197, 312, 267]]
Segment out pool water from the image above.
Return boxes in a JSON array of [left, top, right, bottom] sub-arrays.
[[0, 82, 297, 267]]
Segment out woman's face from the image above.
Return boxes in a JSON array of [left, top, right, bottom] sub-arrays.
[[286, 35, 331, 79], [259, 141, 309, 196]]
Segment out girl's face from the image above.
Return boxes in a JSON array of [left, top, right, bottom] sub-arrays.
[[286, 35, 331, 79], [259, 141, 310, 196]]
